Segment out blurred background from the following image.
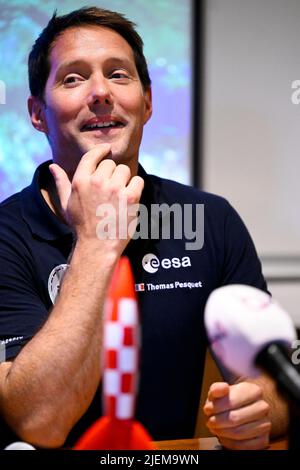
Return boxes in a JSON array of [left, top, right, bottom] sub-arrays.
[[200, 0, 300, 327], [0, 0, 299, 324], [0, 0, 192, 197]]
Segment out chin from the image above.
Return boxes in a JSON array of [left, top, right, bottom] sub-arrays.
[[102, 148, 128, 163]]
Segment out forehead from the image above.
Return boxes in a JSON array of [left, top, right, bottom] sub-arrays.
[[49, 25, 135, 68]]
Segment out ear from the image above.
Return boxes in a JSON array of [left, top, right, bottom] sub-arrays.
[[143, 87, 153, 125], [27, 96, 48, 134]]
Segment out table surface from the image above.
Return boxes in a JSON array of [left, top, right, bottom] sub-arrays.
[[155, 436, 288, 450]]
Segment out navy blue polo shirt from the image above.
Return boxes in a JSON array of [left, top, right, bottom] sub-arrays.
[[0, 161, 267, 447]]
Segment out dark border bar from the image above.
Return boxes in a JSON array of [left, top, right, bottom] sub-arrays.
[[191, 0, 204, 188]]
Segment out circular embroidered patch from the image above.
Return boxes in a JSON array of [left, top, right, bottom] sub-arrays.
[[48, 264, 69, 304]]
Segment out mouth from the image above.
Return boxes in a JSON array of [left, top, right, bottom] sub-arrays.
[[81, 120, 125, 132]]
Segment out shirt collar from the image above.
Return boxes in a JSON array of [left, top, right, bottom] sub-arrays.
[[21, 160, 72, 241]]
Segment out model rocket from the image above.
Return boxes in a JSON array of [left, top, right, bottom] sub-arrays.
[[74, 257, 155, 450]]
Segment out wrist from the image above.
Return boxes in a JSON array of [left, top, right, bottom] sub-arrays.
[[71, 240, 120, 273]]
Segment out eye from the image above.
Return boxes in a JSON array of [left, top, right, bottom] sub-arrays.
[[109, 70, 131, 81], [63, 75, 84, 86]]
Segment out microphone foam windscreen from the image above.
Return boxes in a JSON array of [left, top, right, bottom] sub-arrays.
[[204, 284, 296, 377]]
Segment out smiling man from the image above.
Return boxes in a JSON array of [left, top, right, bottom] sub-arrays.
[[0, 7, 288, 449]]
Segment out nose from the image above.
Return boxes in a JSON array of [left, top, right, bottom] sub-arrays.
[[88, 76, 113, 107]]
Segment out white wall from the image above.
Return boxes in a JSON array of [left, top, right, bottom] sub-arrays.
[[203, 0, 300, 324]]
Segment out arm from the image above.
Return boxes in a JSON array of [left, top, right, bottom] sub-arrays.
[[203, 375, 289, 450], [0, 144, 143, 448]]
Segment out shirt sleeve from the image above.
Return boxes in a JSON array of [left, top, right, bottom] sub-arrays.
[[221, 201, 268, 292], [0, 242, 49, 360]]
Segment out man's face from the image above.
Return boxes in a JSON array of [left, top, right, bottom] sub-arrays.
[[29, 25, 152, 177]]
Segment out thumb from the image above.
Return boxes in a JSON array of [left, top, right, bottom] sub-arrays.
[[208, 382, 230, 401], [49, 163, 71, 213]]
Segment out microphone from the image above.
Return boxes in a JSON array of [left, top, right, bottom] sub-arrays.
[[204, 284, 300, 406], [4, 441, 36, 450]]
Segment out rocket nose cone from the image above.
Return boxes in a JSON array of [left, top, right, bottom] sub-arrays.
[[108, 257, 136, 299]]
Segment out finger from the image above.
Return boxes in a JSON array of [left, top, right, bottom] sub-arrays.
[[49, 163, 71, 213], [205, 382, 263, 416], [215, 421, 271, 441], [218, 432, 270, 450], [208, 382, 230, 401], [76, 144, 112, 175], [207, 399, 270, 430], [123, 176, 144, 203], [203, 382, 230, 417], [109, 164, 131, 188], [208, 416, 271, 440], [93, 159, 117, 180]]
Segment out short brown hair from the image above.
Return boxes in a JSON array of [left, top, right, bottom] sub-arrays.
[[28, 6, 151, 99]]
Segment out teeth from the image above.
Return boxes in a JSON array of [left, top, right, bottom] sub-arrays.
[[85, 121, 118, 130]]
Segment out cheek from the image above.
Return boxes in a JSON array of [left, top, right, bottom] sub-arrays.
[[46, 103, 80, 128], [119, 91, 146, 116], [45, 88, 83, 121]]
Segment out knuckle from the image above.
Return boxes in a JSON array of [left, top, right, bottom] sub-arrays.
[[133, 175, 144, 188], [71, 176, 84, 191], [207, 427, 217, 437], [261, 421, 271, 434], [259, 400, 270, 416], [206, 419, 214, 432], [219, 437, 239, 450], [109, 183, 122, 195], [81, 151, 91, 162], [203, 402, 213, 416], [253, 383, 263, 400], [126, 192, 139, 205], [124, 186, 141, 203], [100, 159, 116, 171], [228, 410, 239, 425], [117, 163, 131, 175], [229, 426, 242, 438], [253, 434, 269, 450], [254, 434, 269, 450], [90, 174, 103, 189]]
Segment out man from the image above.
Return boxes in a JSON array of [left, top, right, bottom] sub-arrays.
[[0, 7, 288, 449]]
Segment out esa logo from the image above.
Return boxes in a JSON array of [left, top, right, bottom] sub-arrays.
[[142, 253, 191, 274]]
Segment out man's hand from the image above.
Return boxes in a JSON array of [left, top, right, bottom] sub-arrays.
[[49, 144, 144, 256], [203, 381, 271, 450]]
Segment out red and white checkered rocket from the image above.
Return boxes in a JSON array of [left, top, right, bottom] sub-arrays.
[[74, 257, 155, 450]]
